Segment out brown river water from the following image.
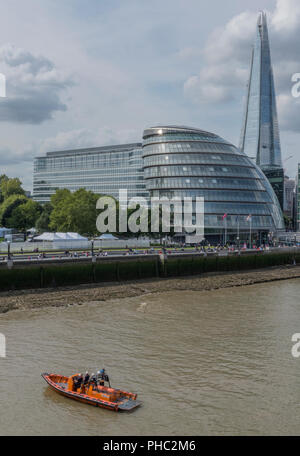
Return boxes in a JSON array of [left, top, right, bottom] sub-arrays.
[[0, 279, 300, 436]]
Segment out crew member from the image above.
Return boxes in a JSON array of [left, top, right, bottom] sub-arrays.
[[76, 373, 83, 390], [84, 371, 90, 385], [100, 368, 110, 387], [90, 373, 96, 387], [97, 370, 105, 386]]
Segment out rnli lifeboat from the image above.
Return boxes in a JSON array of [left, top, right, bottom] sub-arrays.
[[41, 372, 142, 411]]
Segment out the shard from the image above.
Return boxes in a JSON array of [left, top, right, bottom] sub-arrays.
[[239, 11, 282, 170]]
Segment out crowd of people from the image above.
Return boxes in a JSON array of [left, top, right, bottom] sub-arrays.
[[1, 240, 298, 263], [72, 368, 110, 392]]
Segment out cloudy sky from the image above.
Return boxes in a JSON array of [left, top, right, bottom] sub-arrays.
[[0, 0, 299, 190]]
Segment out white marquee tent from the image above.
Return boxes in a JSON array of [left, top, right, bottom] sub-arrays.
[[33, 232, 90, 249], [34, 232, 88, 241], [96, 233, 119, 240]]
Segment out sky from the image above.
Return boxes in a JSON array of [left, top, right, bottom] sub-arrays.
[[0, 0, 299, 191]]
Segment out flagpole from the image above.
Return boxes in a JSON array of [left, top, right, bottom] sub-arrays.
[[250, 216, 252, 249], [222, 214, 227, 246], [237, 216, 240, 252]]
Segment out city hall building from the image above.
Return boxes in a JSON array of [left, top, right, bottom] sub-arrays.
[[142, 125, 284, 241]]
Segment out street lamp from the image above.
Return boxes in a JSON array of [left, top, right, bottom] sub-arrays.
[[7, 240, 11, 260], [91, 238, 94, 257]]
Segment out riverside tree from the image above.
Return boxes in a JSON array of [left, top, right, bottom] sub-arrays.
[[0, 174, 25, 202], [0, 175, 42, 231], [49, 188, 100, 236]]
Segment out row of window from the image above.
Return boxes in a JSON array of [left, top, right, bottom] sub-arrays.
[[34, 175, 144, 185], [143, 153, 251, 167], [153, 200, 271, 216], [34, 169, 144, 179], [202, 214, 273, 228], [35, 158, 143, 172], [146, 176, 264, 191], [144, 165, 259, 178], [143, 142, 238, 155], [34, 191, 149, 201], [143, 133, 227, 145], [143, 186, 271, 203]]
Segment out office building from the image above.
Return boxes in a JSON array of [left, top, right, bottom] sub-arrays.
[[284, 176, 295, 218], [33, 143, 147, 203]]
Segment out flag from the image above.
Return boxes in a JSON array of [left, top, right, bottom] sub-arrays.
[[246, 214, 252, 221], [222, 213, 227, 220]]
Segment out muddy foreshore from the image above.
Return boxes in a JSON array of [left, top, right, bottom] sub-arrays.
[[0, 265, 300, 314]]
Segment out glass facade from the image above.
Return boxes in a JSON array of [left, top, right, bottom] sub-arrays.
[[33, 143, 147, 203], [239, 12, 282, 169], [143, 126, 285, 238]]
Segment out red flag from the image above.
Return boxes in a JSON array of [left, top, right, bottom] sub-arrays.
[[222, 213, 227, 220]]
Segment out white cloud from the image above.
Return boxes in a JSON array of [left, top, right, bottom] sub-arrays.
[[203, 11, 258, 64], [38, 127, 140, 154], [272, 0, 300, 32], [184, 64, 248, 103], [277, 93, 300, 131], [0, 44, 74, 123]]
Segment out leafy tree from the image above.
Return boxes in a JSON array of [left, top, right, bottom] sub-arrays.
[[7, 199, 42, 231], [48, 189, 73, 232], [0, 194, 28, 227], [35, 203, 52, 232], [67, 189, 99, 235], [49, 188, 99, 235], [0, 175, 25, 201]]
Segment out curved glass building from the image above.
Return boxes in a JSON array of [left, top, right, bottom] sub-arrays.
[[142, 126, 284, 242]]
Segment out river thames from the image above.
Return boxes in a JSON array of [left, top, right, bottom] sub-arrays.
[[0, 279, 299, 435]]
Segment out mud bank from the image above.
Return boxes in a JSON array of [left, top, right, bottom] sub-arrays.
[[0, 265, 299, 314]]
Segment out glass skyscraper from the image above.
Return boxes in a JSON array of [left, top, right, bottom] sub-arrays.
[[143, 125, 284, 241], [33, 143, 147, 203], [239, 12, 284, 209]]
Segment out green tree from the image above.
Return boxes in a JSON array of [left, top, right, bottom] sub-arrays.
[[35, 203, 52, 232], [7, 199, 42, 231], [0, 175, 25, 201], [49, 189, 73, 232], [67, 189, 99, 235], [0, 194, 28, 227], [49, 188, 99, 235]]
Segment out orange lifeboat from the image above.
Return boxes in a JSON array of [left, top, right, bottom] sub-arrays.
[[41, 372, 142, 411]]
